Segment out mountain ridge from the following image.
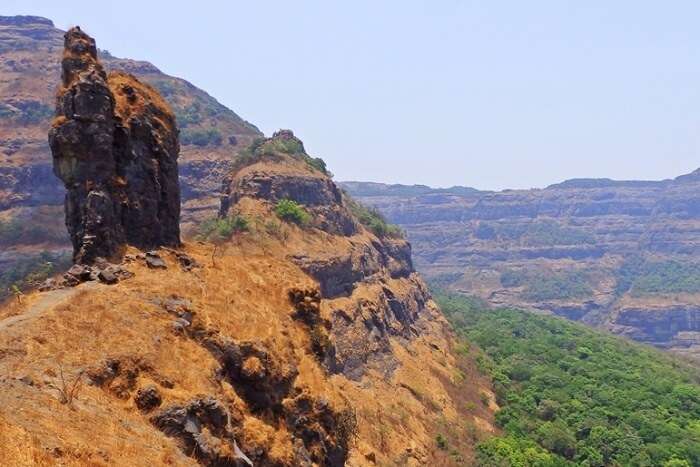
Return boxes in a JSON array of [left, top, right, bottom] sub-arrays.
[[341, 168, 700, 362]]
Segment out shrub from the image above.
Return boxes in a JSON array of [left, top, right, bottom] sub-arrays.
[[274, 199, 311, 226], [346, 197, 403, 238], [436, 433, 448, 450], [197, 215, 249, 242]]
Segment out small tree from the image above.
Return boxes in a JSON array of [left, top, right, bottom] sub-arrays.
[[274, 199, 311, 226], [197, 214, 249, 266]]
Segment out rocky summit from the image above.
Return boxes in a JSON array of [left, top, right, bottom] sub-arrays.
[[49, 27, 180, 263], [342, 173, 700, 361]]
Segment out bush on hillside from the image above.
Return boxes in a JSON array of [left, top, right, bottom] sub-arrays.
[[346, 197, 403, 238], [274, 199, 311, 226], [197, 215, 249, 242], [232, 133, 331, 176], [181, 128, 223, 146]]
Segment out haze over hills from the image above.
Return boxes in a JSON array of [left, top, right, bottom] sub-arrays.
[[341, 170, 700, 361]]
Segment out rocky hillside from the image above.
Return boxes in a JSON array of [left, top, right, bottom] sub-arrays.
[[0, 15, 260, 295], [0, 26, 495, 466], [342, 171, 700, 361], [0, 132, 496, 467]]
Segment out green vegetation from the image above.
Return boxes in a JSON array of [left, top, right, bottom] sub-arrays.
[[180, 128, 223, 146], [476, 220, 594, 246], [197, 215, 249, 242], [175, 103, 203, 127], [233, 133, 331, 176], [274, 199, 311, 226], [346, 197, 403, 238], [617, 256, 700, 296], [150, 79, 179, 99], [500, 269, 593, 301], [1, 251, 72, 300], [435, 291, 700, 466], [436, 433, 449, 450]]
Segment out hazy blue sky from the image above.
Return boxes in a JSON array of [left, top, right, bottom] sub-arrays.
[[5, 1, 700, 189]]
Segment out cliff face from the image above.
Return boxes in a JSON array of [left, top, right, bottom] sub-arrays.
[[49, 27, 180, 263], [342, 174, 700, 361]]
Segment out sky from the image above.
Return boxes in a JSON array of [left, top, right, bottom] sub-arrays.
[[5, 1, 700, 190]]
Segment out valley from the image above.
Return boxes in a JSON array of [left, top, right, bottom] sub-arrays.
[[342, 174, 700, 361]]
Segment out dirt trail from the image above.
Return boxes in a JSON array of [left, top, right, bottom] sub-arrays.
[[0, 284, 95, 334]]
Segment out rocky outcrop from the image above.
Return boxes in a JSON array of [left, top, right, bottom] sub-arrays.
[[220, 134, 439, 379], [220, 131, 358, 236], [613, 306, 700, 344], [48, 27, 180, 263]]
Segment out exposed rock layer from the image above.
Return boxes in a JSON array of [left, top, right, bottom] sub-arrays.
[[48, 27, 180, 263], [342, 174, 700, 361]]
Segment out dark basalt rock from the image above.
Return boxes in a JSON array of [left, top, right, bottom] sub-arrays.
[[134, 385, 162, 412], [151, 397, 252, 466], [48, 27, 180, 264]]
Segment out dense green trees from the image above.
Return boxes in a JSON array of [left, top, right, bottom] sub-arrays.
[[435, 292, 700, 466]]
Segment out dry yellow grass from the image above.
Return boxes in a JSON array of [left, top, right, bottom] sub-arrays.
[[0, 160, 497, 465]]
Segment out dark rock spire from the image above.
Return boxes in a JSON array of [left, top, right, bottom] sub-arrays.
[[49, 27, 180, 264]]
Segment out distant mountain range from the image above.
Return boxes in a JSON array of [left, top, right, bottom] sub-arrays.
[[341, 169, 700, 362]]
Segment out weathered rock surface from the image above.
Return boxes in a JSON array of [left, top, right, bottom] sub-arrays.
[[220, 130, 358, 236], [220, 133, 440, 378], [342, 172, 700, 361], [49, 27, 181, 263]]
